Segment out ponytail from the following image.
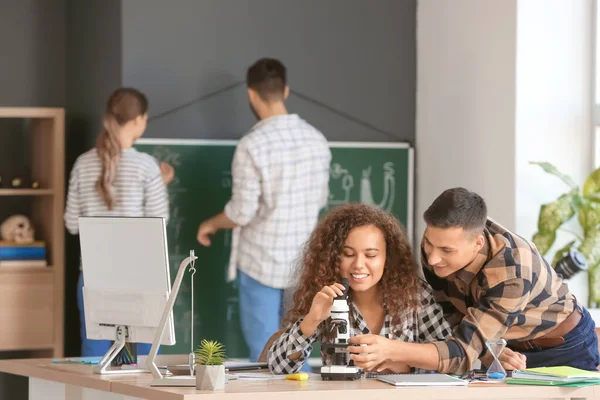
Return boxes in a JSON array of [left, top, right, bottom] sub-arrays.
[[96, 114, 122, 210]]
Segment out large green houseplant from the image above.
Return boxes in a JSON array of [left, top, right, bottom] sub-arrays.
[[531, 162, 600, 307]]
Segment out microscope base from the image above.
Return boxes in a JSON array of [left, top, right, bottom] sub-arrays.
[[320, 365, 362, 381]]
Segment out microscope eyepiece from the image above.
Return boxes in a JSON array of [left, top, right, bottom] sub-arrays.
[[340, 278, 349, 300]]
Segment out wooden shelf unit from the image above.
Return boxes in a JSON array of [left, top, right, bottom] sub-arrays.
[[0, 107, 64, 357], [0, 189, 54, 196]]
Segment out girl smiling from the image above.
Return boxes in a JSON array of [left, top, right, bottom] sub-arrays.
[[267, 203, 452, 374]]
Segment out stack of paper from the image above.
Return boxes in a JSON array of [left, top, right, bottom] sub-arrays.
[[508, 366, 600, 386]]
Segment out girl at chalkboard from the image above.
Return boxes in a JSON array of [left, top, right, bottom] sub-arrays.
[[64, 87, 174, 357], [267, 203, 452, 374]]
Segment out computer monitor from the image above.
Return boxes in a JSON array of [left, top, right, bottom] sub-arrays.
[[78, 216, 176, 374]]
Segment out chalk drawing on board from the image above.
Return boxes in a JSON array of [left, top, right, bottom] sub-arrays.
[[327, 162, 396, 213], [361, 162, 395, 212], [147, 145, 191, 262], [221, 170, 232, 189], [328, 163, 355, 207], [150, 145, 182, 167]]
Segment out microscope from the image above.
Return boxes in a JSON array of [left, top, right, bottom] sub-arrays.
[[320, 278, 362, 381]]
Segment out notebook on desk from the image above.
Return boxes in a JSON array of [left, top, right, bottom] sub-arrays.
[[377, 373, 468, 387], [167, 361, 268, 375]]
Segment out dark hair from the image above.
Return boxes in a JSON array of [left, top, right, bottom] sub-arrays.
[[286, 203, 420, 328], [246, 58, 287, 102], [96, 87, 148, 210], [423, 188, 487, 233]]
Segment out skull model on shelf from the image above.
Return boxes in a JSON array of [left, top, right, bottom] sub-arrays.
[[0, 215, 35, 244]]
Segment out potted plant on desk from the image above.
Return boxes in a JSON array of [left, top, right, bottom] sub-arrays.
[[194, 339, 226, 390]]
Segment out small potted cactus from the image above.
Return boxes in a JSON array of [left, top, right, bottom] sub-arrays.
[[194, 339, 226, 390]]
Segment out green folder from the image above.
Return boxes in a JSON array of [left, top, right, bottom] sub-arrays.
[[507, 378, 600, 387], [508, 367, 600, 387]]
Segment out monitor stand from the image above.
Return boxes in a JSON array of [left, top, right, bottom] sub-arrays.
[[147, 251, 197, 386], [93, 325, 149, 375], [143, 250, 238, 387]]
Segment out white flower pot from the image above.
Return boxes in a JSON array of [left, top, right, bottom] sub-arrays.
[[195, 365, 225, 390]]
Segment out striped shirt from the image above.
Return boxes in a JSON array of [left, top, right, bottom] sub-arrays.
[[225, 114, 332, 289], [267, 279, 452, 374], [64, 147, 170, 235], [421, 218, 576, 374]]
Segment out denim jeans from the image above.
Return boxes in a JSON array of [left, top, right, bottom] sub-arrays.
[[238, 269, 287, 362], [513, 307, 600, 371], [237, 270, 311, 372], [77, 272, 153, 357]]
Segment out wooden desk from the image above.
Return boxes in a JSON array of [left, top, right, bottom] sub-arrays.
[[0, 358, 599, 400]]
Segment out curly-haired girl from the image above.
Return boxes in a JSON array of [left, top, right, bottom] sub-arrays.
[[267, 203, 451, 374]]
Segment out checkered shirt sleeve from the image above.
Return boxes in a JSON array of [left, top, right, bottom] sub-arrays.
[[267, 319, 320, 374], [416, 279, 453, 342]]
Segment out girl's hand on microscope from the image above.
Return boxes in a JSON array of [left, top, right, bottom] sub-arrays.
[[347, 334, 395, 371], [300, 283, 346, 336]]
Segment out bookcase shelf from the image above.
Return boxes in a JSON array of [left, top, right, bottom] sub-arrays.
[[0, 189, 54, 196], [0, 266, 53, 273], [0, 107, 64, 358]]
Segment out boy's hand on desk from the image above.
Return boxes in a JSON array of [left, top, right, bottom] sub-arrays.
[[498, 347, 526, 370], [481, 347, 526, 371], [197, 221, 217, 246], [347, 334, 395, 371]]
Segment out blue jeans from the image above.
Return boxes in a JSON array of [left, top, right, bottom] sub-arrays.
[[238, 270, 311, 372], [513, 307, 600, 371], [77, 272, 152, 357]]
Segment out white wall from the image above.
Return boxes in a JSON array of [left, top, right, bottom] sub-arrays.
[[417, 0, 593, 304], [416, 0, 517, 239], [515, 0, 593, 304]]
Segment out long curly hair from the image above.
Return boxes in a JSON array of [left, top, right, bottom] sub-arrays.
[[285, 203, 420, 327]]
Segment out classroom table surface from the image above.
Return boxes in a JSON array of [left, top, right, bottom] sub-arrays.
[[0, 358, 599, 400]]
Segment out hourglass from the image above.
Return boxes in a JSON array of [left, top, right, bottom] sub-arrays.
[[486, 338, 507, 380]]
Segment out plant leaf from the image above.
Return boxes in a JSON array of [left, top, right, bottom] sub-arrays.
[[194, 339, 226, 366], [533, 191, 577, 254], [530, 162, 578, 189], [585, 193, 600, 203], [578, 230, 600, 270], [588, 266, 600, 305], [532, 230, 557, 255], [541, 192, 577, 232], [578, 198, 600, 234], [583, 166, 600, 196], [550, 240, 577, 268]]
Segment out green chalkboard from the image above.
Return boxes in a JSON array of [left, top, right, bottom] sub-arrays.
[[134, 139, 413, 357]]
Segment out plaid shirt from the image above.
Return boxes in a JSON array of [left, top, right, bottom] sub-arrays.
[[422, 218, 577, 375], [224, 114, 331, 288], [267, 279, 452, 374]]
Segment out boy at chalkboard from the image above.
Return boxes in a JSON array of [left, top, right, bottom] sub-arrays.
[[64, 87, 175, 357], [197, 58, 332, 363]]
